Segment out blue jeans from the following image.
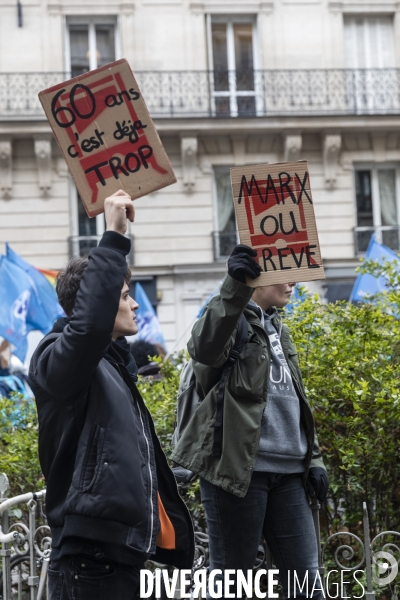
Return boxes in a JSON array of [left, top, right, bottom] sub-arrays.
[[200, 472, 322, 599], [48, 554, 143, 600]]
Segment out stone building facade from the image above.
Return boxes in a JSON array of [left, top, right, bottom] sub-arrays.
[[1, 0, 400, 350]]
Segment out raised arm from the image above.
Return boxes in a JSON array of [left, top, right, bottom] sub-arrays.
[[30, 191, 135, 399], [188, 245, 261, 368]]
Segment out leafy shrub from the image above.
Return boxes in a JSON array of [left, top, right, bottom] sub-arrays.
[[285, 293, 400, 536], [0, 395, 44, 497], [1, 260, 400, 598]]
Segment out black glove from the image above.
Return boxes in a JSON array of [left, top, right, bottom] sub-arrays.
[[306, 467, 329, 502], [228, 244, 261, 284], [171, 467, 197, 485]]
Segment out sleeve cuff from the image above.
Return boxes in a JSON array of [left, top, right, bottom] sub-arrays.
[[221, 274, 255, 300], [98, 231, 131, 256]]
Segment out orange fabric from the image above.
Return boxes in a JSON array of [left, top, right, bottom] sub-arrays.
[[157, 493, 176, 550]]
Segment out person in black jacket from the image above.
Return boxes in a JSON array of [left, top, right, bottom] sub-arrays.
[[29, 190, 194, 600]]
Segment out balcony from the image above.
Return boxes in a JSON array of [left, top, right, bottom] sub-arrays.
[[354, 226, 400, 255], [2, 69, 400, 119]]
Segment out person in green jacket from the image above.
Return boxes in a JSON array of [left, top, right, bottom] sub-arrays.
[[171, 244, 328, 599]]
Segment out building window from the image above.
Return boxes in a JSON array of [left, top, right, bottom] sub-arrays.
[[67, 18, 117, 76], [344, 16, 397, 112], [354, 166, 400, 254], [212, 166, 238, 260], [208, 16, 258, 117], [66, 17, 118, 253], [344, 16, 395, 69]]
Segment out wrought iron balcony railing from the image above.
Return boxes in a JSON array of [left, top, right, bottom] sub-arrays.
[[2, 69, 400, 119], [68, 234, 134, 265], [354, 225, 400, 255]]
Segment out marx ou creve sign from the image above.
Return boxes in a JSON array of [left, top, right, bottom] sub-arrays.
[[231, 161, 325, 287], [39, 59, 176, 217]]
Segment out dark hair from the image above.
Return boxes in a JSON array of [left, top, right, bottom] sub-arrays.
[[130, 340, 159, 369], [56, 258, 132, 317]]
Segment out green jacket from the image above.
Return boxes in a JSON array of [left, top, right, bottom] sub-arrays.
[[170, 274, 326, 498]]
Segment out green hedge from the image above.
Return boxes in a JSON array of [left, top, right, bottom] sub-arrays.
[[1, 260, 399, 597], [1, 290, 400, 532]]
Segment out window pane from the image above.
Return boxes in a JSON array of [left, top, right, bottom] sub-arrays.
[[70, 25, 89, 77], [212, 24, 228, 70], [215, 97, 230, 116], [212, 24, 229, 91], [214, 166, 236, 232], [378, 169, 397, 226], [234, 24, 254, 91], [213, 165, 237, 258], [95, 25, 115, 67], [344, 16, 395, 69], [355, 170, 373, 226], [78, 195, 96, 237], [237, 96, 256, 116], [78, 195, 97, 257]]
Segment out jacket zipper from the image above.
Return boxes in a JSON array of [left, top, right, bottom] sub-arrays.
[[114, 363, 155, 552], [135, 401, 155, 553]]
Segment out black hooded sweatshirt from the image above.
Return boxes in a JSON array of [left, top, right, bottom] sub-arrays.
[[28, 231, 194, 568]]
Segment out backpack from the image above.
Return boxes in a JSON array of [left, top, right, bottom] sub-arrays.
[[172, 313, 249, 458]]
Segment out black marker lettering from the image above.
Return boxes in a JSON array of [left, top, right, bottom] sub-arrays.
[[260, 214, 279, 237], [279, 211, 299, 235], [278, 247, 292, 270], [295, 172, 313, 204], [306, 244, 320, 268], [125, 153, 141, 173], [95, 129, 105, 145], [129, 88, 140, 100], [81, 138, 93, 152], [262, 248, 277, 271], [105, 94, 118, 107], [265, 174, 280, 206], [67, 144, 79, 158], [84, 161, 108, 186], [118, 90, 131, 103], [238, 174, 263, 205], [290, 247, 305, 268], [278, 172, 297, 204], [109, 156, 128, 179], [138, 145, 153, 168]]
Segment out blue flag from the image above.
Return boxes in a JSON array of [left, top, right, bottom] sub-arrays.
[[0, 246, 64, 361], [350, 235, 400, 302], [285, 284, 302, 313], [6, 243, 64, 331], [0, 255, 36, 361], [134, 283, 166, 347]]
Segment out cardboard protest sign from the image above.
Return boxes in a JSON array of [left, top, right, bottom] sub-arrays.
[[231, 161, 325, 287], [39, 59, 176, 217]]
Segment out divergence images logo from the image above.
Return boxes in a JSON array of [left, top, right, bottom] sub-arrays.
[[372, 551, 399, 586]]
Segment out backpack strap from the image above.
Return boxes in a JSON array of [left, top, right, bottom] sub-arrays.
[[212, 313, 249, 458]]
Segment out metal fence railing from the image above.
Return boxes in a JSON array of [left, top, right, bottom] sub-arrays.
[[0, 474, 49, 600], [1, 471, 399, 599], [2, 69, 400, 119]]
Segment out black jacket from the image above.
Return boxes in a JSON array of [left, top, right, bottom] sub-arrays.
[[28, 232, 194, 568]]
